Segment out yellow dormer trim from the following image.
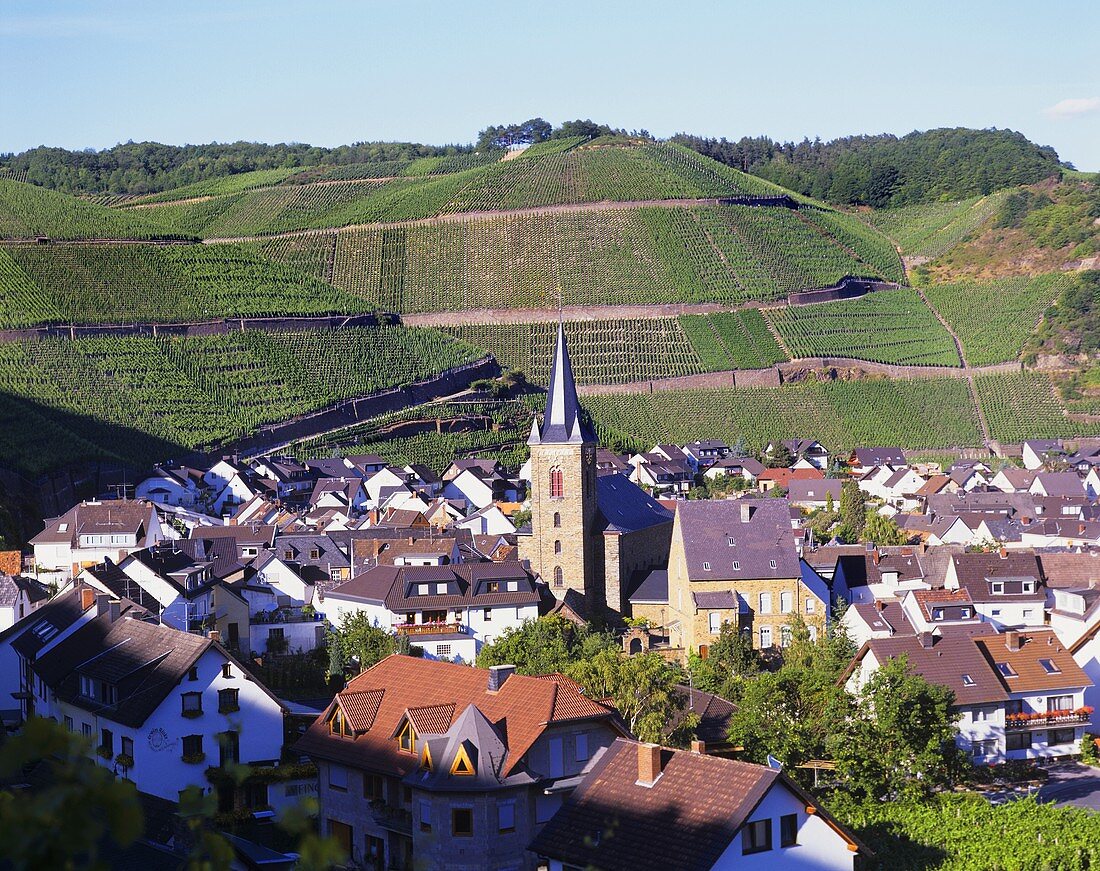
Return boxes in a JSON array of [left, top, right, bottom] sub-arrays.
[[421, 743, 433, 771], [450, 743, 476, 776], [398, 720, 417, 754]]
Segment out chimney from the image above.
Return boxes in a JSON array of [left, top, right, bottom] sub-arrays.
[[1005, 630, 1021, 652], [637, 742, 663, 785], [871, 550, 880, 566], [740, 503, 754, 523], [999, 547, 1008, 559], [108, 600, 120, 623], [209, 630, 221, 643], [95, 594, 110, 617], [875, 600, 885, 612], [918, 631, 934, 649], [81, 587, 97, 610], [691, 740, 707, 755], [487, 664, 515, 692]]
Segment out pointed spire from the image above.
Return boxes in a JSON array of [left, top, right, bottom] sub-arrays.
[[536, 321, 596, 445]]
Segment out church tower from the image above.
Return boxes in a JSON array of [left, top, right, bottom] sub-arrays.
[[523, 322, 600, 605]]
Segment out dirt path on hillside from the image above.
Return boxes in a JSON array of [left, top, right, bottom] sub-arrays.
[[576, 358, 1023, 395], [403, 302, 729, 327], [200, 198, 723, 243]]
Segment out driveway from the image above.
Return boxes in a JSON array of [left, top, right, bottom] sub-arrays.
[[1038, 762, 1100, 810]]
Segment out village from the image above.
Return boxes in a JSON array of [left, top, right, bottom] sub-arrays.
[[1, 326, 1099, 869]]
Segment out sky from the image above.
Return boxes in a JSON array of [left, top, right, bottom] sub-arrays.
[[3, 0, 1099, 169]]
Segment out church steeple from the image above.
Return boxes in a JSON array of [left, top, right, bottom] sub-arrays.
[[529, 321, 596, 446]]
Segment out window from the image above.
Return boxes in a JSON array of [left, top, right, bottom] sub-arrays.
[[974, 707, 990, 722], [780, 625, 792, 647], [961, 674, 975, 686], [576, 733, 589, 761], [550, 467, 564, 499], [709, 612, 721, 634], [284, 550, 294, 561], [451, 745, 476, 775], [423, 609, 447, 623], [703, 561, 711, 571], [485, 581, 501, 593], [187, 666, 199, 681], [553, 512, 561, 528], [780, 813, 798, 847], [365, 835, 384, 864], [398, 721, 416, 753], [1039, 659, 1062, 675], [727, 537, 736, 546], [1023, 581, 1035, 594], [419, 798, 432, 832], [1049, 728, 1077, 745], [483, 608, 493, 622], [79, 675, 95, 698], [182, 692, 203, 716], [82, 723, 92, 738], [807, 625, 818, 642], [805, 598, 815, 614], [327, 820, 352, 855], [732, 561, 741, 571], [553, 566, 564, 588], [218, 688, 239, 713], [780, 591, 793, 614], [100, 728, 113, 758], [330, 710, 353, 737], [991, 609, 1002, 617], [310, 548, 321, 560], [960, 608, 971, 619], [1007, 731, 1033, 751], [328, 763, 348, 791], [769, 559, 778, 570], [991, 582, 1004, 594], [121, 736, 133, 761], [434, 643, 451, 658], [64, 716, 73, 732], [1047, 695, 1074, 713], [742, 818, 772, 854], [182, 734, 203, 762], [498, 801, 515, 833], [759, 626, 772, 648], [364, 772, 384, 802], [932, 608, 944, 621], [971, 739, 996, 759], [759, 592, 772, 614], [1023, 609, 1034, 620], [222, 663, 232, 679], [554, 540, 562, 555], [452, 807, 473, 837], [219, 730, 239, 767], [996, 662, 1017, 678]]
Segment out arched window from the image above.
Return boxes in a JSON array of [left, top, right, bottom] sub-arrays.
[[549, 467, 564, 499], [553, 566, 564, 587], [553, 512, 561, 528], [554, 540, 562, 555]]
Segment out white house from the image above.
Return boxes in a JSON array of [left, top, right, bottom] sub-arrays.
[[31, 500, 165, 578], [0, 573, 50, 632], [1022, 440, 1063, 471], [135, 465, 204, 509], [530, 739, 869, 870], [453, 504, 517, 536], [26, 601, 286, 802]]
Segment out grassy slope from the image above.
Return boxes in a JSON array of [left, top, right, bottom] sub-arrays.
[[862, 191, 1012, 259]]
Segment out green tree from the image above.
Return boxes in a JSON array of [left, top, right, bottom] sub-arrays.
[[475, 615, 615, 674], [567, 648, 690, 743], [837, 480, 866, 543], [830, 655, 957, 800], [861, 510, 909, 545], [330, 613, 410, 675], [764, 442, 793, 468], [688, 621, 761, 701]]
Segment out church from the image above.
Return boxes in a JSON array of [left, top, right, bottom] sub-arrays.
[[518, 323, 674, 622]]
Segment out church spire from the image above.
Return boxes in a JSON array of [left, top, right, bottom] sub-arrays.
[[529, 321, 596, 445]]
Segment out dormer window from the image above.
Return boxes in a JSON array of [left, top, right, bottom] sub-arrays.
[[284, 550, 294, 561], [932, 608, 944, 621], [310, 548, 321, 560], [421, 744, 433, 771], [1022, 581, 1035, 594], [398, 721, 416, 753], [330, 709, 352, 738], [436, 583, 448, 594], [450, 744, 476, 776], [960, 608, 971, 619], [991, 582, 1004, 595], [485, 581, 500, 593], [703, 562, 711, 572], [769, 560, 778, 569], [419, 584, 430, 596], [727, 537, 736, 546]]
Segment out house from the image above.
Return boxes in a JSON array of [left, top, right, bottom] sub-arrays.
[[848, 447, 906, 473], [530, 739, 870, 871], [252, 456, 314, 501], [0, 573, 50, 631], [1022, 440, 1064, 471], [295, 655, 628, 871], [665, 500, 828, 654], [453, 504, 517, 536], [24, 594, 286, 801], [703, 456, 765, 484], [321, 562, 541, 661], [31, 499, 165, 578], [1029, 471, 1085, 498], [681, 440, 731, 473], [630, 454, 694, 496], [989, 467, 1037, 493], [786, 478, 842, 512], [765, 439, 831, 471], [443, 467, 518, 511], [135, 464, 205, 509], [845, 629, 1091, 763], [627, 569, 670, 630], [843, 600, 914, 647], [944, 552, 1046, 630], [310, 477, 369, 515], [858, 465, 924, 511]]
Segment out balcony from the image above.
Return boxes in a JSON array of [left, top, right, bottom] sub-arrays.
[[369, 801, 412, 835], [252, 607, 325, 625], [396, 622, 465, 637], [1005, 707, 1092, 730]]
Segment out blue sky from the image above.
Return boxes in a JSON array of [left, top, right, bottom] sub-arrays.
[[3, 0, 1099, 169]]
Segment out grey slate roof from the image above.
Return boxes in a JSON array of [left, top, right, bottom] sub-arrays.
[[676, 499, 800, 580], [596, 474, 674, 534], [628, 569, 668, 604], [529, 322, 596, 445]]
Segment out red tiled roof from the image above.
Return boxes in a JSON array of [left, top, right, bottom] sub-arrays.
[[406, 703, 456, 735], [338, 689, 384, 732]]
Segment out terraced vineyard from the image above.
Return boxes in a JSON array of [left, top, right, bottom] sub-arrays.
[[0, 243, 369, 327], [0, 179, 190, 241], [678, 311, 787, 369], [973, 372, 1100, 443], [125, 167, 307, 205], [440, 318, 707, 385], [863, 191, 1012, 259], [766, 289, 962, 366], [922, 273, 1072, 365], [0, 327, 480, 473], [584, 378, 985, 452]]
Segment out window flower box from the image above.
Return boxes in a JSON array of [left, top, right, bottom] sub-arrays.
[[182, 752, 207, 765], [181, 708, 203, 719]]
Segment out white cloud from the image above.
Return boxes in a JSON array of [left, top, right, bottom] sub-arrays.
[[1046, 97, 1100, 119]]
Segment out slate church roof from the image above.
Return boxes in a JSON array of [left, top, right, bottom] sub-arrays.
[[529, 322, 597, 445]]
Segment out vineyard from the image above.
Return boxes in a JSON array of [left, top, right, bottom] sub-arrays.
[[583, 378, 985, 453], [0, 243, 369, 327], [257, 204, 888, 313], [292, 399, 534, 474], [766, 289, 962, 366], [922, 272, 1071, 365], [863, 190, 1012, 259], [0, 327, 480, 473], [973, 371, 1100, 443], [679, 311, 787, 369], [125, 167, 307, 206], [0, 179, 191, 241]]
